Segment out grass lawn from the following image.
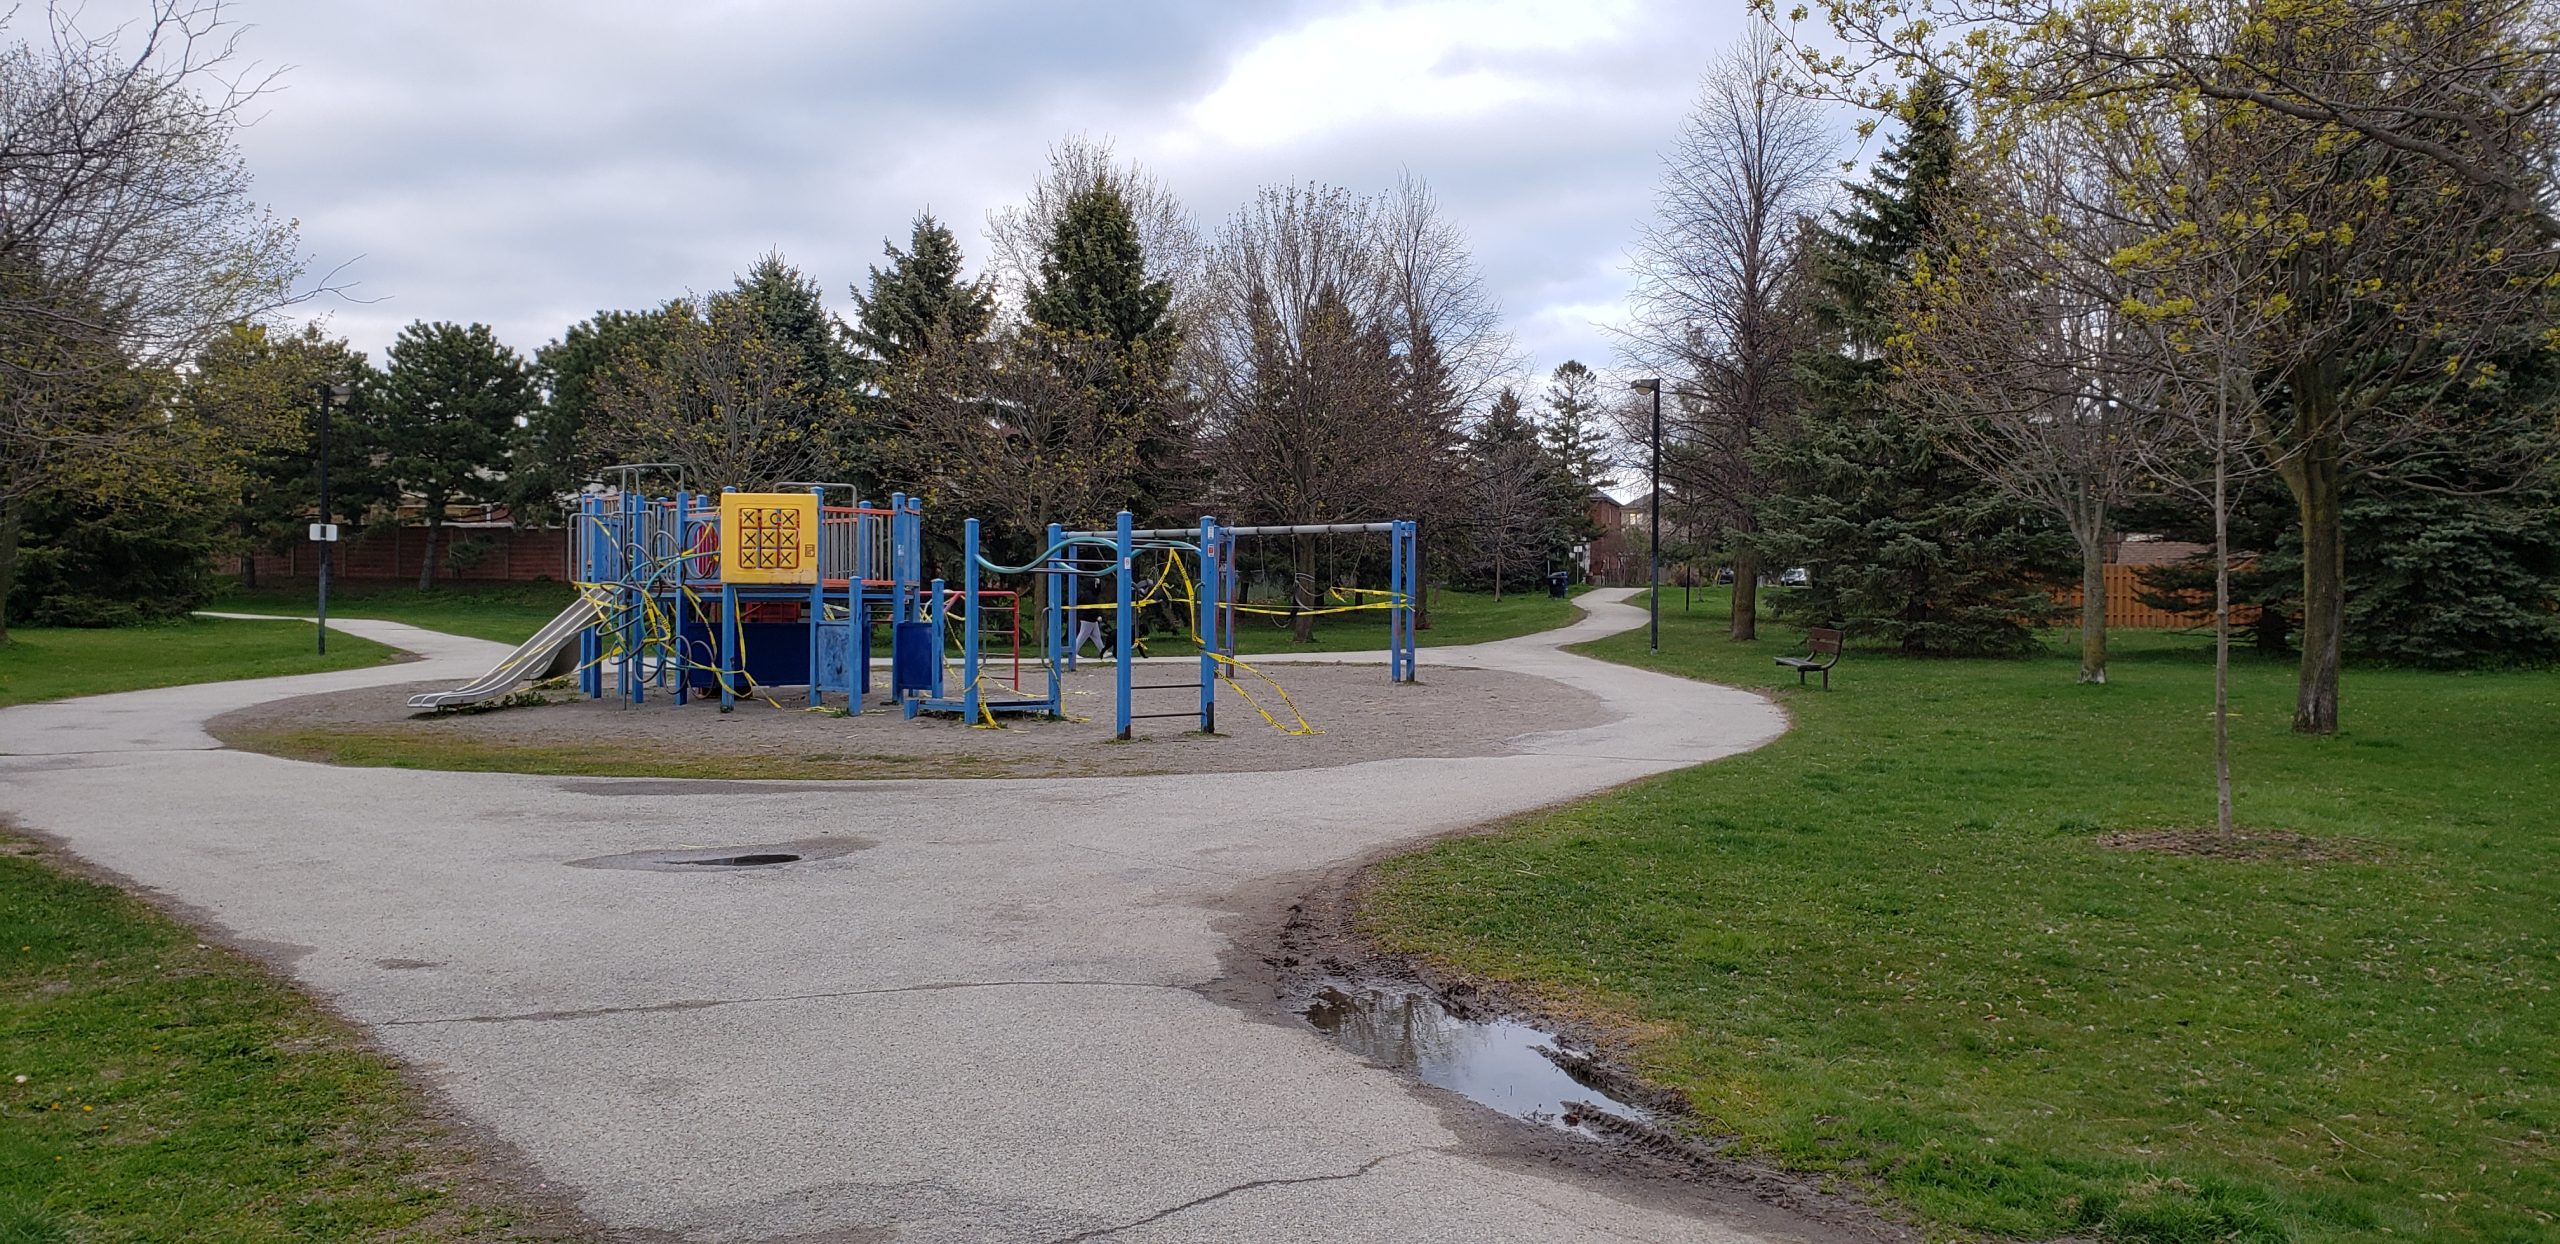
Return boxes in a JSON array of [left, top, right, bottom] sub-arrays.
[[213, 578, 579, 645], [0, 618, 398, 709], [2, 640, 534, 1239], [1361, 589, 2556, 1242], [0, 838, 528, 1241], [1221, 586, 1582, 655]]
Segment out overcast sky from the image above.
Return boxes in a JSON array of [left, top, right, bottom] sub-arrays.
[[218, 0, 1774, 388]]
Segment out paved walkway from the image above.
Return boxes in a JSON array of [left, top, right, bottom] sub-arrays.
[[0, 591, 1802, 1242]]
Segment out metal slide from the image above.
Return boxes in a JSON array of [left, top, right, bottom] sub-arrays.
[[404, 600, 599, 711]]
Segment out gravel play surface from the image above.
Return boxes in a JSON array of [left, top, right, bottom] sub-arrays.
[[209, 660, 1615, 779]]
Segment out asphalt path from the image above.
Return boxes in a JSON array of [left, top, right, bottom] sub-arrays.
[[1, 589, 1813, 1242]]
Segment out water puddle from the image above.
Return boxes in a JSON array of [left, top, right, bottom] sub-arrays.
[[1301, 980, 1657, 1139]]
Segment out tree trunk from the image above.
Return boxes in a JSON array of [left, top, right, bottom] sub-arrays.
[[1491, 554, 1503, 602], [2291, 452, 2344, 734], [239, 546, 258, 590], [1291, 533, 1317, 644], [2213, 387, 2236, 836], [0, 495, 22, 645], [417, 518, 442, 591], [2077, 529, 2108, 685], [1729, 545, 1760, 641]]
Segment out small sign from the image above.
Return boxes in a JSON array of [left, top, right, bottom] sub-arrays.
[[309, 523, 340, 542]]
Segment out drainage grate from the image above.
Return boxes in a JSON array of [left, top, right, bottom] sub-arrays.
[[672, 852, 800, 867]]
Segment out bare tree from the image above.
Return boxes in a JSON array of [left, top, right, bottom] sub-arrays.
[[1197, 184, 1438, 641], [986, 134, 1205, 325], [1894, 122, 2163, 683], [1377, 171, 1514, 625], [1764, 0, 2560, 243], [1791, 0, 2558, 733], [880, 324, 1155, 617], [0, 1, 304, 639], [585, 296, 840, 490], [1619, 26, 1835, 640]]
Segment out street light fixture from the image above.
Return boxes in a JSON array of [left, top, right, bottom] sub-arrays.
[[1630, 378, 1662, 653], [314, 381, 353, 655]]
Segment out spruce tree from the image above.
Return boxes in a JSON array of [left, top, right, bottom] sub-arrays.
[[1754, 77, 2070, 655], [1540, 360, 1612, 542], [1025, 181, 1193, 523], [849, 213, 994, 370], [373, 322, 534, 589]]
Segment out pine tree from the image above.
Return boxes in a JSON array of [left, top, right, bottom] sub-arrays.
[[1540, 360, 1611, 540], [373, 322, 534, 589], [1466, 387, 1569, 598], [1754, 77, 2071, 655], [1025, 181, 1193, 523], [849, 213, 995, 370]]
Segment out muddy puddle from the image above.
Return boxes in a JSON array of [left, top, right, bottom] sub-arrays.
[[1302, 980, 1657, 1140]]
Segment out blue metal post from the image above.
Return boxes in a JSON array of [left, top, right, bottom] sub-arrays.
[[850, 500, 869, 710], [1198, 515, 1218, 733], [578, 493, 600, 699], [807, 485, 825, 707], [927, 576, 948, 698], [622, 488, 643, 705], [1114, 510, 1134, 740], [718, 583, 738, 708], [889, 491, 909, 625], [961, 519, 983, 725], [1390, 519, 1407, 682], [1046, 522, 1066, 716], [672, 490, 691, 705]]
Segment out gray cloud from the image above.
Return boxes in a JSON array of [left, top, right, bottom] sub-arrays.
[[224, 0, 1767, 384]]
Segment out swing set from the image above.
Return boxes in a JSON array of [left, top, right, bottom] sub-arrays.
[[901, 511, 1420, 739]]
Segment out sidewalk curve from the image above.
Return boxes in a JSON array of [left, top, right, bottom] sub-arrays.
[[0, 589, 1819, 1243]]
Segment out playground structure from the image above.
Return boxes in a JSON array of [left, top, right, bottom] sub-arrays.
[[915, 512, 1419, 739], [409, 477, 1419, 738]]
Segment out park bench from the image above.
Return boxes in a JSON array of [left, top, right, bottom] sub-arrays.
[[1776, 627, 1843, 689]]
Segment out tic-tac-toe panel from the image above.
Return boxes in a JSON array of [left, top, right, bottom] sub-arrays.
[[717, 492, 821, 585]]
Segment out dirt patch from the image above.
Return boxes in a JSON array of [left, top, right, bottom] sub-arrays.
[[1195, 851, 1917, 1244], [2096, 827, 2384, 862], [208, 662, 1613, 781]]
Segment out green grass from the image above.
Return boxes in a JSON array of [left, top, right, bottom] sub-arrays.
[[213, 578, 580, 645], [0, 618, 398, 709], [1361, 588, 2557, 1242], [0, 836, 525, 1241], [2, 619, 530, 1238], [1221, 586, 1582, 655]]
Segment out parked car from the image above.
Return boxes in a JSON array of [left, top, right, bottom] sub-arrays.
[[1777, 567, 1810, 587]]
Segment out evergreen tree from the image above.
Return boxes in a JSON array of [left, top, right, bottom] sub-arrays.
[[725, 252, 848, 401], [1025, 180, 1193, 523], [373, 322, 534, 589], [849, 213, 995, 370], [519, 307, 673, 512], [1464, 387, 1570, 597], [1754, 77, 2071, 655], [1540, 360, 1612, 541]]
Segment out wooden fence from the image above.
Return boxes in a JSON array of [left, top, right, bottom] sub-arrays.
[[2056, 563, 2253, 629], [231, 525, 571, 583]]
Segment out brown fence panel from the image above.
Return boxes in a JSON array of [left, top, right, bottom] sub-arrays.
[[2054, 563, 2259, 629], [228, 526, 570, 583]]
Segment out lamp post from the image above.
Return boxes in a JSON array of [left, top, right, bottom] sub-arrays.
[[314, 381, 352, 655], [1630, 378, 1662, 653]]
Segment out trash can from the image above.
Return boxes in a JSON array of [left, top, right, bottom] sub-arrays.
[[1546, 570, 1571, 598]]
